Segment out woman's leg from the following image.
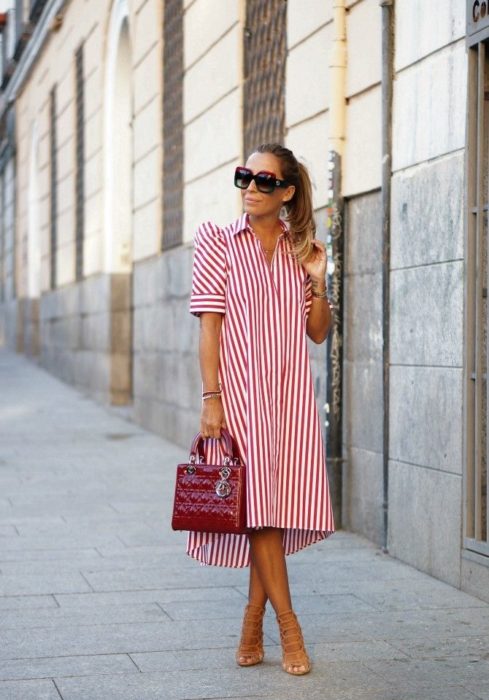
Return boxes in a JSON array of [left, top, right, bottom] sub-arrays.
[[248, 527, 292, 615], [248, 558, 268, 608], [236, 546, 268, 665], [248, 527, 309, 674]]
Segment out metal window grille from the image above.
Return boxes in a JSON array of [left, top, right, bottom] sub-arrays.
[[49, 86, 57, 290], [162, 0, 183, 250], [243, 0, 287, 157], [0, 173, 4, 303], [30, 0, 49, 23], [465, 41, 489, 556], [75, 44, 84, 281], [14, 0, 30, 61]]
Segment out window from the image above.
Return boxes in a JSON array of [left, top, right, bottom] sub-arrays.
[[75, 44, 84, 281], [465, 40, 489, 556], [162, 0, 183, 250], [243, 0, 287, 157], [49, 86, 57, 290]]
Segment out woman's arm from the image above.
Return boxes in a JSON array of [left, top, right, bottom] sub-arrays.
[[199, 312, 227, 438], [302, 239, 333, 344], [306, 278, 333, 344]]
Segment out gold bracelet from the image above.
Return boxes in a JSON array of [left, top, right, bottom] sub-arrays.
[[311, 288, 329, 298]]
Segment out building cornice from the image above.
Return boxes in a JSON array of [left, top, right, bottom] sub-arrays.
[[0, 0, 70, 117]]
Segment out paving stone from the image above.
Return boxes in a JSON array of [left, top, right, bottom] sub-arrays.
[[263, 608, 489, 645], [0, 572, 92, 596], [53, 663, 392, 700], [158, 593, 374, 621], [0, 534, 124, 551], [0, 595, 58, 612], [212, 689, 482, 700], [0, 526, 16, 536], [0, 619, 240, 661], [351, 585, 489, 611], [308, 639, 410, 662], [53, 586, 245, 609], [81, 565, 248, 591], [0, 547, 103, 566], [0, 680, 61, 699], [363, 656, 489, 689], [390, 635, 489, 659], [0, 653, 136, 681], [465, 684, 489, 699], [0, 602, 168, 629]]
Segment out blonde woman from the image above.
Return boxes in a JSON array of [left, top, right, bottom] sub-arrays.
[[188, 143, 335, 675]]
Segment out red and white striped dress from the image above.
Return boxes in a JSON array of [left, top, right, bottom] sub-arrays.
[[188, 212, 335, 567]]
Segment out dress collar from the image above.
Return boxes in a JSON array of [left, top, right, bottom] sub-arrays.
[[231, 212, 289, 237]]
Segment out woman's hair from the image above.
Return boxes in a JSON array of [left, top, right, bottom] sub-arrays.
[[255, 143, 316, 264]]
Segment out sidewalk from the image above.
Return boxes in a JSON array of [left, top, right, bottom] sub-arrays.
[[0, 348, 488, 700]]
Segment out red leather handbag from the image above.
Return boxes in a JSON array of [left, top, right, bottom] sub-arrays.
[[171, 429, 249, 535]]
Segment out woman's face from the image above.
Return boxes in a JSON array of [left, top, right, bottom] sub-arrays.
[[241, 152, 295, 219]]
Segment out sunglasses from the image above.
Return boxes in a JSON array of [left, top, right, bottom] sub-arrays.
[[234, 166, 289, 194]]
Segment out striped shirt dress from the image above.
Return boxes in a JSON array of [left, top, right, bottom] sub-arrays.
[[187, 212, 335, 567]]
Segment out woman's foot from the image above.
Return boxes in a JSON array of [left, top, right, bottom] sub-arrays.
[[276, 609, 311, 675], [236, 603, 265, 666]]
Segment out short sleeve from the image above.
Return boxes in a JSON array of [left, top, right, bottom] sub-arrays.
[[189, 221, 228, 317]]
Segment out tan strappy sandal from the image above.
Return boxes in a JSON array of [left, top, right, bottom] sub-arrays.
[[236, 603, 265, 666], [276, 609, 311, 675]]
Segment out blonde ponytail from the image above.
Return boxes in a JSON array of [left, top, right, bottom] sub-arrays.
[[256, 143, 316, 265]]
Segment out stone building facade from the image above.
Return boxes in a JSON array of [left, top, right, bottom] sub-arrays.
[[1, 0, 488, 604]]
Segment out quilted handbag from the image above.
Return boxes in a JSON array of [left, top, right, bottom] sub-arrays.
[[171, 428, 249, 535]]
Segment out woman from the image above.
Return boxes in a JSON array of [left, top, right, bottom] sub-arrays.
[[188, 143, 335, 676]]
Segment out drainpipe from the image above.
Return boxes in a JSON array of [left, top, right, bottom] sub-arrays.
[[380, 0, 394, 553], [325, 0, 346, 528]]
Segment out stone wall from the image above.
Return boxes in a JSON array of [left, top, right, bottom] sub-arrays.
[[0, 300, 18, 351], [40, 273, 132, 405], [132, 244, 200, 447], [343, 191, 384, 544], [387, 0, 466, 587], [21, 297, 40, 358], [182, 0, 243, 238]]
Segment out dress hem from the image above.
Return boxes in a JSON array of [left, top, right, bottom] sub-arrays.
[[186, 527, 336, 568]]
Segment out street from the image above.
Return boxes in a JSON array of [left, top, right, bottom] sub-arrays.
[[0, 348, 488, 700]]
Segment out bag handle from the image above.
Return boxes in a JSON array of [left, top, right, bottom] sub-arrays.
[[189, 428, 241, 465]]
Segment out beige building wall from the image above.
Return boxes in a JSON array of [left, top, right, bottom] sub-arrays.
[[15, 0, 163, 293], [132, 0, 163, 262], [285, 0, 331, 211], [343, 0, 381, 196], [17, 0, 109, 293], [10, 0, 163, 401], [182, 0, 243, 240]]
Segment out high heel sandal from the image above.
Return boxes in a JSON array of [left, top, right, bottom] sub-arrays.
[[276, 609, 311, 676], [236, 603, 265, 667]]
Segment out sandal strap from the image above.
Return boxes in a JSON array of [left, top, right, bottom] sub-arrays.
[[277, 609, 311, 669], [238, 604, 265, 652]]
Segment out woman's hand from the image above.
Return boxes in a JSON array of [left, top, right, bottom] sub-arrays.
[[302, 239, 327, 282], [200, 396, 227, 439]]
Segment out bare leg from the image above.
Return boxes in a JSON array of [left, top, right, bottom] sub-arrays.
[[248, 527, 292, 615], [236, 553, 267, 665], [248, 558, 268, 608], [247, 527, 309, 674]]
